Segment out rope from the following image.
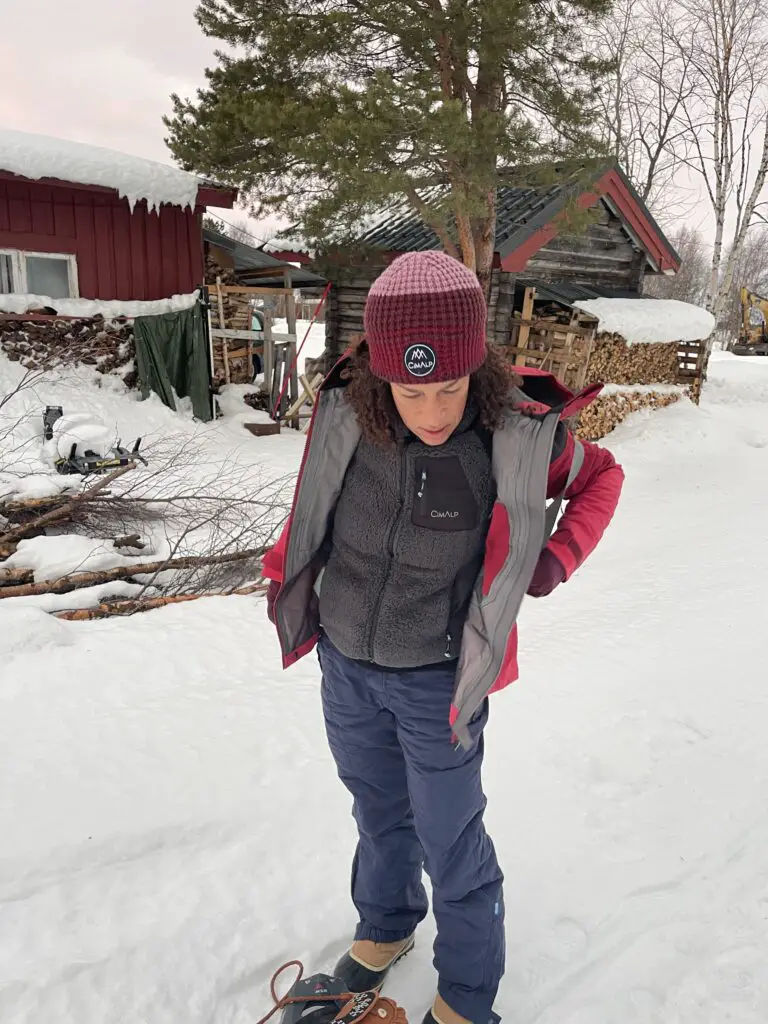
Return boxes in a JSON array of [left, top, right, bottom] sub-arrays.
[[253, 960, 351, 1024], [272, 282, 332, 421]]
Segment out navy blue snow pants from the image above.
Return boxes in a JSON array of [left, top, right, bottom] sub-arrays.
[[319, 635, 505, 1024]]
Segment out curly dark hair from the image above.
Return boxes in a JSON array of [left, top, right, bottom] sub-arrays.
[[342, 342, 522, 448]]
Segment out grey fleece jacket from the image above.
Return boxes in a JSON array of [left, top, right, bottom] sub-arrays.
[[318, 405, 496, 668]]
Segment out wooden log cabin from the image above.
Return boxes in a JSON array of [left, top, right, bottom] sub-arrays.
[[316, 163, 682, 367]]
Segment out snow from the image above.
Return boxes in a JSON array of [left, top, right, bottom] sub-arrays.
[[7, 580, 153, 614], [600, 382, 687, 396], [0, 291, 199, 318], [5, 535, 152, 582], [273, 316, 328, 375], [2, 351, 768, 1022], [573, 297, 716, 344], [0, 129, 206, 212]]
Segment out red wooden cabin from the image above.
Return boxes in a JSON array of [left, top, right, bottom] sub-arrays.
[[0, 130, 236, 303]]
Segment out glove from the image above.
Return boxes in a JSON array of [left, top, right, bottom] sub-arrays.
[[527, 548, 566, 598], [266, 579, 280, 622]]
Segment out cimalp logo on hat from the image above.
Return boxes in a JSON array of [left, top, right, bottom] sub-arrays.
[[404, 344, 437, 378]]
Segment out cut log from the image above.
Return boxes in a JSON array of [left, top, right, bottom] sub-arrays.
[[0, 546, 266, 599], [54, 582, 267, 620], [113, 533, 145, 549], [0, 566, 33, 585]]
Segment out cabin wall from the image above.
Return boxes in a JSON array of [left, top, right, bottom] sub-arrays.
[[524, 204, 646, 292], [0, 176, 204, 301]]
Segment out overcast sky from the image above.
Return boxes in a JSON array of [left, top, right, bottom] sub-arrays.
[[2, 0, 718, 248], [0, 0, 284, 241]]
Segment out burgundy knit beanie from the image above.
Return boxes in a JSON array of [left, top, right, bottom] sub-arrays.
[[364, 251, 488, 384]]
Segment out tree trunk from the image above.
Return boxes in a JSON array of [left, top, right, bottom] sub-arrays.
[[473, 189, 497, 300], [0, 547, 266, 599], [53, 583, 266, 620], [712, 113, 768, 321]]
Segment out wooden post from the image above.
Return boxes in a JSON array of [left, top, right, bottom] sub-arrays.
[[263, 313, 274, 390], [285, 341, 299, 426], [284, 267, 300, 428], [515, 286, 536, 367], [246, 302, 254, 381], [216, 276, 230, 385], [270, 344, 284, 417]]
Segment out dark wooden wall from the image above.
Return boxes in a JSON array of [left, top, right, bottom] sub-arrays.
[[0, 176, 204, 301], [523, 205, 645, 291]]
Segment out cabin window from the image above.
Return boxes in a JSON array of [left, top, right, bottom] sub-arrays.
[[0, 249, 79, 299]]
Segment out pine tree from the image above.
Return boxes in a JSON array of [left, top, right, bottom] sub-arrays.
[[166, 0, 614, 294]]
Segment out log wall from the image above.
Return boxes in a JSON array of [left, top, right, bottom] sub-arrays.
[[524, 206, 645, 291]]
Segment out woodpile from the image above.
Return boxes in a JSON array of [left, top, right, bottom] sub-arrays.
[[204, 254, 238, 286], [0, 314, 135, 380], [575, 390, 683, 441], [585, 336, 680, 386], [570, 332, 709, 438]]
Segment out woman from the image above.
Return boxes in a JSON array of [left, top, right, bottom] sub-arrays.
[[263, 252, 624, 1024]]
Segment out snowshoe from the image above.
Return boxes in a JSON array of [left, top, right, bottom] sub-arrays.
[[44, 406, 147, 475], [267, 962, 408, 1024]]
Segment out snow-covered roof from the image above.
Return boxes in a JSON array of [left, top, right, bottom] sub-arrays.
[[0, 129, 212, 212], [573, 298, 715, 344], [0, 291, 199, 319]]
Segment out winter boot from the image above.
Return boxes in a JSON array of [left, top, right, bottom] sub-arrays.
[[333, 935, 414, 992], [421, 994, 472, 1024]]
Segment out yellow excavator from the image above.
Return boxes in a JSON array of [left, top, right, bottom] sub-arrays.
[[733, 287, 768, 355]]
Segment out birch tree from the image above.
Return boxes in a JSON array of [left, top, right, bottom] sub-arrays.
[[595, 0, 695, 214], [672, 0, 768, 318]]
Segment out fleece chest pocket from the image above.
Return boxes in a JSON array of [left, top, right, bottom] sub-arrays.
[[411, 455, 479, 532]]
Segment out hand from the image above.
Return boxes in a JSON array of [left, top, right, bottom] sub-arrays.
[[266, 579, 280, 622], [527, 548, 566, 598]]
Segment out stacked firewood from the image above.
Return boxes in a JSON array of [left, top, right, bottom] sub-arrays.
[[585, 336, 681, 386], [204, 254, 238, 286], [575, 390, 683, 441], [0, 315, 135, 378]]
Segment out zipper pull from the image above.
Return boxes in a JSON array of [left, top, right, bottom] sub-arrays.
[[417, 468, 427, 499], [444, 632, 452, 658]]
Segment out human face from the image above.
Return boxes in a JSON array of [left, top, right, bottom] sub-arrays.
[[390, 376, 471, 446]]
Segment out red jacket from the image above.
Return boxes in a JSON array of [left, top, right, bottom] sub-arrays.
[[263, 366, 624, 693]]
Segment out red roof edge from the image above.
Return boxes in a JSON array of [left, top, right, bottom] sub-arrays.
[[594, 169, 680, 273], [501, 168, 680, 274], [196, 184, 237, 209], [268, 249, 312, 265]]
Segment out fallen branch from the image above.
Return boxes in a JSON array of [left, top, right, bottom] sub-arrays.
[[0, 464, 136, 547], [113, 533, 145, 549], [0, 566, 33, 585], [1, 494, 74, 513], [54, 582, 267, 620], [0, 546, 266, 599]]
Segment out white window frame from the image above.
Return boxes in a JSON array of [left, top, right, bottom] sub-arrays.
[[0, 248, 79, 298]]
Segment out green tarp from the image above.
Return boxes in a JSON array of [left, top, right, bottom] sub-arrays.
[[133, 301, 212, 422]]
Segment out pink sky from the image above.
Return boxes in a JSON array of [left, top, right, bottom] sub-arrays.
[[0, 0, 285, 242]]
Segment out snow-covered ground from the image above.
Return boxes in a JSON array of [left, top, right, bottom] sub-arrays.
[[1, 352, 768, 1023]]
